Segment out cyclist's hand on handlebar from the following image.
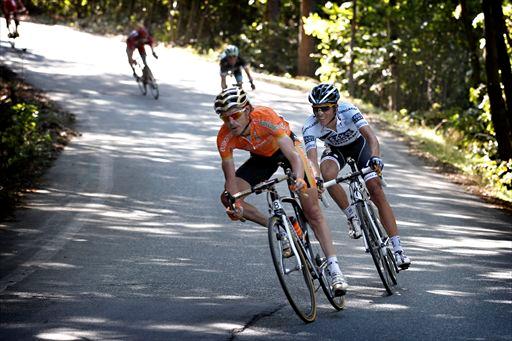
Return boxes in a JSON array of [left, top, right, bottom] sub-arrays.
[[250, 81, 256, 90], [315, 177, 325, 197], [368, 156, 384, 172], [226, 200, 244, 221], [289, 178, 307, 193], [153, 52, 158, 59]]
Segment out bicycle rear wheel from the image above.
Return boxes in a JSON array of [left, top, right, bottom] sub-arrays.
[[356, 202, 395, 295], [268, 216, 317, 323]]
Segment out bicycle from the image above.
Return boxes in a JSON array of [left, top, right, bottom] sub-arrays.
[[323, 157, 398, 295], [5, 9, 26, 49], [225, 167, 345, 323], [132, 59, 159, 100]]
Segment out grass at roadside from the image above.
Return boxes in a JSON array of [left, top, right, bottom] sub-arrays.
[[353, 99, 512, 209], [0, 65, 76, 221]]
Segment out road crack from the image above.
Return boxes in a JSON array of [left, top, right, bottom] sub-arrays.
[[228, 304, 286, 340]]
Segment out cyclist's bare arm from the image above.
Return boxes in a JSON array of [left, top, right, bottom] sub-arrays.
[[277, 136, 304, 187], [359, 125, 380, 157], [243, 65, 254, 84], [305, 147, 322, 179], [221, 158, 239, 195], [220, 74, 227, 89]]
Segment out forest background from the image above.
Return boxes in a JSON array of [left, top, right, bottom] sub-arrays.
[[2, 0, 511, 215]]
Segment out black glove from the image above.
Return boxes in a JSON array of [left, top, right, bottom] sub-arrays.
[[250, 81, 256, 90], [153, 52, 158, 59], [368, 156, 384, 171], [315, 177, 324, 191]]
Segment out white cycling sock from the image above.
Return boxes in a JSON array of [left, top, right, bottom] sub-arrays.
[[343, 205, 356, 219], [390, 235, 403, 253], [327, 256, 342, 275]]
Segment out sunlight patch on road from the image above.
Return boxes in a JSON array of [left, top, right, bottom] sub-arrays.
[[36, 328, 123, 340], [146, 323, 236, 334], [396, 220, 423, 227], [26, 262, 77, 269], [432, 212, 476, 220], [427, 289, 475, 297], [182, 223, 223, 229], [361, 303, 409, 310], [479, 270, 512, 280], [408, 236, 511, 256], [100, 209, 157, 219], [484, 300, 512, 304], [102, 225, 178, 235]]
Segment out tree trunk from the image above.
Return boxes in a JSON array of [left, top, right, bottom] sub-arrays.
[[184, 0, 200, 43], [483, 0, 512, 160], [266, 0, 280, 22], [297, 0, 315, 77], [494, 1, 512, 123], [387, 0, 399, 111], [348, 0, 357, 96], [459, 0, 482, 87]]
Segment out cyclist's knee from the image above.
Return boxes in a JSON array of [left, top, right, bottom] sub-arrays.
[[320, 161, 339, 180]]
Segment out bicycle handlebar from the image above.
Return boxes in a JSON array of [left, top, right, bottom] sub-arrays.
[[323, 166, 377, 189]]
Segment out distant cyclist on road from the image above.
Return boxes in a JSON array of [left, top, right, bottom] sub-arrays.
[[2, 0, 27, 38], [215, 86, 348, 296], [219, 45, 255, 90], [126, 26, 158, 76], [302, 83, 411, 269]]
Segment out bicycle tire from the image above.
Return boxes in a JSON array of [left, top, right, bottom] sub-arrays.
[[356, 202, 394, 295], [268, 216, 317, 323], [149, 81, 159, 99], [137, 79, 147, 95], [368, 203, 398, 285], [145, 67, 159, 99]]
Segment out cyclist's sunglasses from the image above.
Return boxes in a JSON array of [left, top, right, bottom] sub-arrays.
[[312, 103, 335, 114], [220, 110, 245, 123]]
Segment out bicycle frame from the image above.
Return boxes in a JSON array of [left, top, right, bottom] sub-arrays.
[[323, 157, 398, 293]]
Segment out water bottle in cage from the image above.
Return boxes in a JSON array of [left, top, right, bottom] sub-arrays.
[[289, 216, 303, 239]]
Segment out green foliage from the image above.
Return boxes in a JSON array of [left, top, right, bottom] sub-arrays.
[[0, 97, 52, 188]]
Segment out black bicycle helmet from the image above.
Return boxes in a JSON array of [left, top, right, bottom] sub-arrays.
[[308, 83, 340, 105], [214, 87, 249, 115]]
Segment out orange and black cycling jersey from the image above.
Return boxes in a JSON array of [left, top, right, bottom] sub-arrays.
[[216, 106, 291, 160]]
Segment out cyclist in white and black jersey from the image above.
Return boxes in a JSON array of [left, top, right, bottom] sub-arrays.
[[302, 83, 411, 269]]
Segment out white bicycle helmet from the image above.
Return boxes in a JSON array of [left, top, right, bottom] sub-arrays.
[[214, 87, 249, 115], [224, 45, 239, 57], [308, 83, 340, 105]]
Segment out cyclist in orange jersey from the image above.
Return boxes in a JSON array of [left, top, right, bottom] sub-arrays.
[[215, 87, 348, 296]]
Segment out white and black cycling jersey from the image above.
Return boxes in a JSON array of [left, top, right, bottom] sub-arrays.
[[302, 102, 369, 152]]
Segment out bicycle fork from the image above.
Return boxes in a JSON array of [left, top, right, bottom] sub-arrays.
[[271, 201, 304, 274]]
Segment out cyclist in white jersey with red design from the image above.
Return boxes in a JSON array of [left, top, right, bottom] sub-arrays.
[[302, 83, 411, 269]]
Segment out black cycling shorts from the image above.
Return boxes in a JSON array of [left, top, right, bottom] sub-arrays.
[[320, 135, 378, 181]]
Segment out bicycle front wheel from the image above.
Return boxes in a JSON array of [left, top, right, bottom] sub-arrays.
[[368, 203, 398, 284], [356, 202, 394, 295], [268, 217, 317, 323], [149, 81, 159, 99]]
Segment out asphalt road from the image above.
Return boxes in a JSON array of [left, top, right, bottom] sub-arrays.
[[1, 22, 511, 341]]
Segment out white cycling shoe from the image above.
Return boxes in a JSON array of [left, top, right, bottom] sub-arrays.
[[347, 216, 362, 239], [330, 273, 349, 296], [394, 251, 411, 270]]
